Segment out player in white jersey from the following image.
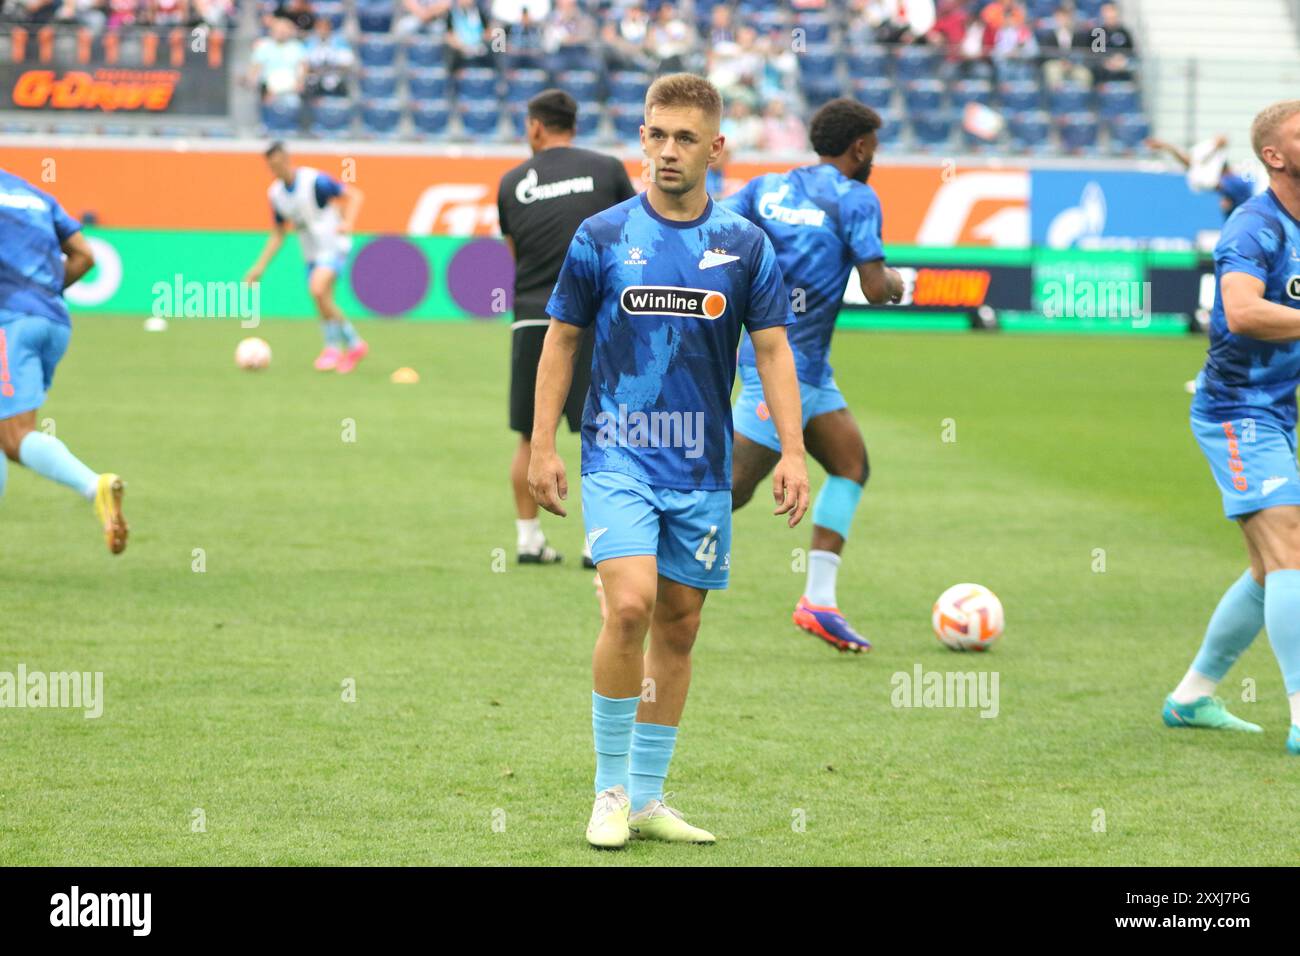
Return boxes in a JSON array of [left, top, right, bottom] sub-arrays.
[[244, 142, 369, 373]]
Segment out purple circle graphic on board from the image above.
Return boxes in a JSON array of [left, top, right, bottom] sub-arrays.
[[351, 236, 431, 317], [447, 238, 515, 319]]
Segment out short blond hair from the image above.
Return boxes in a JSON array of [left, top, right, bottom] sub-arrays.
[[1251, 100, 1300, 162], [644, 73, 722, 126]]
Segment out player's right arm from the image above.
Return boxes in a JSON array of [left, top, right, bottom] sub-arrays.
[[1217, 212, 1296, 340], [856, 259, 904, 304], [528, 222, 600, 517], [244, 218, 288, 284], [844, 187, 903, 304], [61, 232, 95, 287]]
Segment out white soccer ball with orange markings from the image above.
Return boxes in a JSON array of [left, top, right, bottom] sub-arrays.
[[932, 583, 1004, 651], [235, 337, 272, 370]]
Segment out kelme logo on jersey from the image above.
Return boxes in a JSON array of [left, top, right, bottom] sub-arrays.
[[620, 285, 727, 320]]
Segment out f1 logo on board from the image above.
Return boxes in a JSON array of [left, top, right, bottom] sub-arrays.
[[620, 285, 727, 319]]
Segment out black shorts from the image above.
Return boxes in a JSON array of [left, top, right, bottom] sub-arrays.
[[509, 319, 593, 435]]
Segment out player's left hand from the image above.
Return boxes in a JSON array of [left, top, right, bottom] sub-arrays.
[[772, 453, 810, 528], [886, 267, 904, 304]]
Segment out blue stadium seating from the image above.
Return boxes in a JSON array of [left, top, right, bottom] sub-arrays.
[[547, 43, 595, 75], [359, 67, 397, 100], [801, 74, 841, 108], [460, 98, 501, 137], [794, 13, 832, 46], [357, 1, 393, 34], [456, 67, 499, 100], [996, 56, 1039, 83], [894, 45, 940, 82], [1097, 81, 1140, 117], [574, 108, 600, 140], [951, 78, 993, 109], [798, 45, 837, 79], [314, 0, 345, 30], [1050, 83, 1091, 114], [911, 111, 954, 150], [359, 37, 396, 69], [999, 80, 1041, 113], [406, 36, 444, 68], [505, 68, 548, 105], [850, 76, 893, 111], [1059, 112, 1100, 152], [361, 98, 402, 137], [610, 104, 643, 140], [903, 79, 945, 113], [407, 67, 449, 101], [411, 98, 451, 136], [875, 109, 903, 146], [845, 47, 889, 77], [609, 71, 651, 105], [1008, 110, 1051, 151], [555, 70, 599, 102], [261, 100, 300, 135], [1108, 112, 1150, 151], [311, 99, 354, 138]]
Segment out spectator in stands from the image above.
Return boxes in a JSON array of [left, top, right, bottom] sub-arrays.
[[150, 0, 188, 26], [706, 3, 735, 48], [443, 0, 493, 70], [54, 0, 108, 31], [708, 23, 763, 109], [852, 0, 928, 45], [304, 13, 354, 99], [107, 0, 138, 27], [1037, 3, 1093, 90], [646, 0, 696, 74], [490, 0, 547, 26], [193, 0, 232, 28], [759, 97, 807, 152], [248, 14, 307, 108], [600, 1, 652, 73], [1090, 2, 1136, 83], [504, 5, 546, 68], [759, 25, 799, 102], [9, 0, 60, 24], [989, 1, 1037, 61], [926, 0, 970, 63], [720, 97, 762, 152], [275, 0, 315, 34], [395, 0, 449, 38], [543, 0, 595, 67]]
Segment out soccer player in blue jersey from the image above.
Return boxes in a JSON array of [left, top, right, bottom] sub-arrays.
[[724, 99, 903, 653], [1165, 100, 1300, 751], [528, 74, 811, 848], [0, 168, 128, 553]]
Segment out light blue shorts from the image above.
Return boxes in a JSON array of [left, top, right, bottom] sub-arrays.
[[732, 363, 848, 452], [0, 315, 71, 418], [1191, 414, 1300, 518], [582, 470, 732, 590]]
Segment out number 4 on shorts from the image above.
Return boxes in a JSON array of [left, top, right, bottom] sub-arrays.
[[695, 525, 718, 570]]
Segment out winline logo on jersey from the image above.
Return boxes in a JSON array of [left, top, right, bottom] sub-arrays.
[[595, 405, 706, 460], [620, 285, 728, 321], [0, 664, 104, 718]]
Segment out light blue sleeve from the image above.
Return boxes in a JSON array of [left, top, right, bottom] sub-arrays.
[[842, 186, 884, 265]]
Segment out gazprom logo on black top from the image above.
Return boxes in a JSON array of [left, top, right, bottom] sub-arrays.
[[621, 285, 728, 320]]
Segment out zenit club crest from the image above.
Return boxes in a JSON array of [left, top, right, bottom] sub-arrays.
[[620, 285, 728, 320]]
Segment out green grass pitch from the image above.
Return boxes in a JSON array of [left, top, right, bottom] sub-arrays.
[[1, 315, 1291, 866]]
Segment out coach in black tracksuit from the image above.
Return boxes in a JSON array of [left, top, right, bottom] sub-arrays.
[[498, 89, 636, 567]]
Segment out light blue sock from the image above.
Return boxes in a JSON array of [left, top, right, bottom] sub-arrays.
[[18, 431, 97, 500], [592, 691, 640, 795], [338, 320, 360, 348], [629, 722, 678, 812], [1190, 569, 1265, 681], [811, 475, 864, 539], [322, 320, 344, 348], [1265, 570, 1300, 694]]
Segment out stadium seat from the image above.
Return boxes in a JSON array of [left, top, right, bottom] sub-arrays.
[[1050, 83, 1091, 115], [1008, 110, 1051, 151], [801, 74, 841, 109], [310, 99, 354, 138], [1059, 112, 1100, 152], [750, 9, 788, 35], [574, 107, 600, 140], [798, 44, 837, 80], [505, 68, 548, 105], [314, 0, 345, 30], [1097, 81, 1140, 117], [894, 45, 940, 82], [609, 70, 651, 105], [845, 46, 889, 77], [361, 98, 402, 137], [951, 78, 993, 109], [1107, 112, 1150, 152], [548, 42, 594, 75], [996, 56, 1039, 83], [911, 111, 954, 150], [999, 80, 1041, 113], [1028, 0, 1057, 18], [554, 70, 599, 103], [903, 79, 945, 113], [456, 67, 498, 100], [459, 98, 502, 137], [359, 37, 397, 69], [793, 13, 832, 46], [261, 100, 300, 135], [406, 36, 444, 69], [850, 76, 893, 111], [875, 109, 903, 147], [359, 66, 398, 99], [407, 67, 449, 101], [411, 98, 451, 136], [1076, 0, 1106, 18], [610, 104, 643, 140], [357, 0, 393, 34]]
